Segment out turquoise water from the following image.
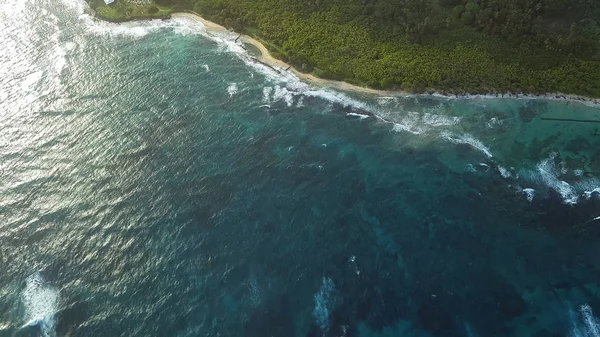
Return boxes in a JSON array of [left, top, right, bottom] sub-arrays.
[[1, 1, 600, 336]]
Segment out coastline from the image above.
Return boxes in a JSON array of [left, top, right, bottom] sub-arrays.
[[172, 13, 399, 96], [174, 12, 600, 106]]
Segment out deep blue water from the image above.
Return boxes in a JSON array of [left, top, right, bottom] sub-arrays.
[[1, 1, 600, 337]]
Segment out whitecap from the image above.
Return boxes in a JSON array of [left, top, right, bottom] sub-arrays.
[[574, 178, 600, 201], [569, 304, 600, 337], [440, 132, 493, 158], [519, 155, 600, 205], [498, 166, 512, 178], [227, 83, 238, 97], [422, 113, 461, 126], [522, 188, 535, 202], [486, 117, 504, 129], [393, 122, 421, 135], [583, 188, 600, 200], [22, 272, 59, 337], [534, 153, 578, 204], [347, 112, 370, 119]]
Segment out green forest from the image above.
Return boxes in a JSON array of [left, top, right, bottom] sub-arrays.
[[88, 0, 600, 97]]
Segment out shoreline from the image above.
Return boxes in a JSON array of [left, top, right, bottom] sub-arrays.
[[171, 12, 600, 106], [172, 13, 399, 96]]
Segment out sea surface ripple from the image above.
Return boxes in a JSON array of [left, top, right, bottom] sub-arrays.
[[1, 1, 600, 337]]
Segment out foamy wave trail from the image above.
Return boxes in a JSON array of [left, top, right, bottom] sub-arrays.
[[393, 122, 421, 135], [387, 110, 462, 135], [517, 153, 600, 205], [313, 277, 336, 332], [440, 131, 493, 158], [22, 273, 59, 337], [569, 304, 600, 337]]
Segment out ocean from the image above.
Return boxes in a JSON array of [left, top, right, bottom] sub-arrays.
[[1, 1, 600, 336]]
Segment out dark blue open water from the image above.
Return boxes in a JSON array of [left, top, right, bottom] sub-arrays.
[[1, 1, 600, 336]]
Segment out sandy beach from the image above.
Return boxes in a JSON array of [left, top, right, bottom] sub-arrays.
[[171, 12, 600, 106], [172, 12, 400, 96]]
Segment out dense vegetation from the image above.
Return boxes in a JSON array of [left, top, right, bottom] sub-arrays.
[[87, 0, 172, 21], [89, 0, 600, 97]]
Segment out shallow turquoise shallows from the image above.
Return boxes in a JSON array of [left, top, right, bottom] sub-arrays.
[[1, 1, 600, 337]]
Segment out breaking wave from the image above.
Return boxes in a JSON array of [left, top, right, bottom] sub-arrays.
[[569, 304, 600, 337], [519, 152, 600, 205], [63, 0, 600, 208], [440, 131, 493, 158], [22, 273, 59, 337]]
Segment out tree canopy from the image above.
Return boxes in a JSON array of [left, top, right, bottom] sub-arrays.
[[89, 0, 600, 97]]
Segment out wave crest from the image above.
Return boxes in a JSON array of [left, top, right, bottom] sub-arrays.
[[22, 272, 59, 337]]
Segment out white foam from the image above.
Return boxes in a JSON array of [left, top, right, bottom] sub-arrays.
[[574, 179, 600, 201], [22, 273, 59, 337], [389, 111, 459, 135], [569, 304, 600, 337], [203, 64, 210, 72], [393, 122, 421, 135], [534, 153, 578, 204], [273, 85, 294, 107], [20, 71, 44, 93], [376, 96, 396, 105], [313, 277, 335, 332], [520, 155, 600, 205], [422, 113, 461, 126], [260, 85, 294, 106], [262, 86, 272, 103], [65, 0, 600, 209], [486, 117, 503, 129], [583, 188, 600, 200], [53, 45, 67, 75], [347, 112, 370, 119], [498, 166, 512, 178], [0, 0, 26, 15], [227, 83, 238, 97], [440, 132, 493, 158], [69, 0, 384, 117], [61, 0, 208, 39], [522, 188, 536, 202]]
